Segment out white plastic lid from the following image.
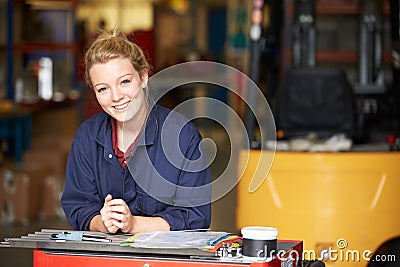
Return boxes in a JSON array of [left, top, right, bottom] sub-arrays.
[[241, 226, 278, 240]]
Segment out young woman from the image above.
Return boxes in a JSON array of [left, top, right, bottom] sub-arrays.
[[61, 28, 211, 234]]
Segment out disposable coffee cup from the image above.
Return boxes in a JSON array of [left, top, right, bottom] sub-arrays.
[[241, 226, 278, 261]]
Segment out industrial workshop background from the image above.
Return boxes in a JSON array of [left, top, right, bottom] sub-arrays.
[[0, 0, 399, 267]]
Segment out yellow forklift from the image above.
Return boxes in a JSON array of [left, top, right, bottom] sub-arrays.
[[239, 1, 400, 267]]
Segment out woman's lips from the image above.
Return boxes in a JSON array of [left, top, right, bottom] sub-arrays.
[[113, 101, 130, 110]]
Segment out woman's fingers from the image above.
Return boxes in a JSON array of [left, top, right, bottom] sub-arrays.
[[108, 204, 128, 213], [107, 223, 119, 233], [108, 211, 127, 221], [102, 196, 132, 233], [105, 194, 113, 203], [107, 198, 127, 206]]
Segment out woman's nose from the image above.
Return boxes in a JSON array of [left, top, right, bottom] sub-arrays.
[[110, 87, 123, 101]]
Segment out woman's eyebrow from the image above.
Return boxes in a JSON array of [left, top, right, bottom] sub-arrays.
[[93, 82, 107, 88], [119, 73, 133, 79]]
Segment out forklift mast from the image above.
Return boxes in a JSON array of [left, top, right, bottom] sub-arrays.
[[355, 0, 385, 94]]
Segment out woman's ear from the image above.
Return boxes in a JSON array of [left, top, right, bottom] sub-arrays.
[[141, 72, 149, 88]]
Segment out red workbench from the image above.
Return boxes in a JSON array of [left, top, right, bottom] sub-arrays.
[[3, 229, 303, 267]]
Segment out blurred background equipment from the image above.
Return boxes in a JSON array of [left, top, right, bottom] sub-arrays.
[[239, 1, 400, 267], [292, 0, 316, 68], [355, 0, 385, 94]]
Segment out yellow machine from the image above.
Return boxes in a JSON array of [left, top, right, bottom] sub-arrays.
[[236, 150, 400, 267]]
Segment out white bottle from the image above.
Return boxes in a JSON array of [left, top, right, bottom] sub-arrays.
[[15, 77, 24, 103], [38, 57, 53, 101]]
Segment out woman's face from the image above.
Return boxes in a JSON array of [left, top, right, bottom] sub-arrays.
[[90, 57, 148, 124]]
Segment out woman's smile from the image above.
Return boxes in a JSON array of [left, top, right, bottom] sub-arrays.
[[113, 101, 131, 111]]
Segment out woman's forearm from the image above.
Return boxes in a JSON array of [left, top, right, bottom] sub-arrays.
[[129, 216, 170, 234], [89, 214, 108, 232]]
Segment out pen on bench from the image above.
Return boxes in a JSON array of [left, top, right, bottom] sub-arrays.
[[82, 233, 112, 242], [82, 236, 112, 243], [50, 232, 112, 243], [82, 233, 107, 239]]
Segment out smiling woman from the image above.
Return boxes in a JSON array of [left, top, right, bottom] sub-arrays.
[[61, 27, 212, 234], [90, 57, 148, 131]]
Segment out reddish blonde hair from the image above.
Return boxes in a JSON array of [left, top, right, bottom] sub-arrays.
[[84, 27, 151, 88]]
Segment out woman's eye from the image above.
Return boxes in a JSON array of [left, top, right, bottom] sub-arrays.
[[97, 87, 107, 93], [121, 79, 131, 85]]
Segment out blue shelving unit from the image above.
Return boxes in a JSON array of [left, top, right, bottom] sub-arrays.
[[1, 0, 78, 162], [3, 0, 78, 101], [6, 0, 13, 100]]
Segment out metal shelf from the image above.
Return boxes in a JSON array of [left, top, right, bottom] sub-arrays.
[[4, 0, 78, 101]]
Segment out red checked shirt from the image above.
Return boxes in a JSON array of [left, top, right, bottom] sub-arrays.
[[111, 118, 140, 169]]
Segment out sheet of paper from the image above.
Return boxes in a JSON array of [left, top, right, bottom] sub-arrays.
[[127, 230, 230, 249]]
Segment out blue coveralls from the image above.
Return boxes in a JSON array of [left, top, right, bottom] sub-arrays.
[[61, 105, 211, 231]]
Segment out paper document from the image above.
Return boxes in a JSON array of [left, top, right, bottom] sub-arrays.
[[124, 230, 230, 249]]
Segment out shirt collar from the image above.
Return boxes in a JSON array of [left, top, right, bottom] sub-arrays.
[[139, 102, 158, 146], [95, 102, 159, 149]]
